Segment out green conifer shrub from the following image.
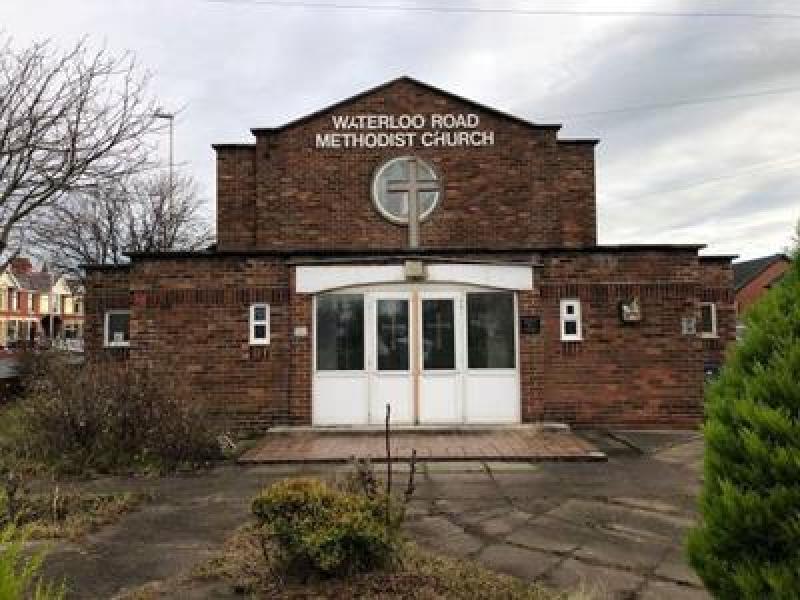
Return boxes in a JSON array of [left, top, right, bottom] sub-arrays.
[[687, 252, 800, 598]]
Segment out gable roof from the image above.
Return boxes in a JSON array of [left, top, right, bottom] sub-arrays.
[[733, 253, 790, 291], [15, 272, 55, 292], [249, 76, 574, 138]]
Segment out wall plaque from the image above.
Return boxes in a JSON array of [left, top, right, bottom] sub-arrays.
[[520, 316, 541, 335], [618, 297, 643, 324], [682, 317, 697, 336]]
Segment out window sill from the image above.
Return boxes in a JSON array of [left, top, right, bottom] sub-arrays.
[[561, 337, 583, 343], [699, 334, 719, 339], [104, 343, 130, 349]]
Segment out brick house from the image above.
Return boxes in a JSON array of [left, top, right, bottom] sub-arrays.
[[84, 77, 735, 433], [733, 253, 791, 315], [0, 257, 85, 351]]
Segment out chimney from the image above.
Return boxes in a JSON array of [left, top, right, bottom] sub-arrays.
[[10, 257, 33, 275]]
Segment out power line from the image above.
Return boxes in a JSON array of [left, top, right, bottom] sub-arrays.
[[541, 85, 800, 120], [624, 153, 800, 201], [204, 0, 800, 20]]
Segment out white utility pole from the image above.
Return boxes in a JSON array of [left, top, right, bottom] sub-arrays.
[[154, 111, 175, 211]]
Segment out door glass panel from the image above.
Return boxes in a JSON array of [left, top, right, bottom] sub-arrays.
[[377, 299, 409, 371], [467, 292, 515, 368], [316, 294, 364, 371], [422, 299, 455, 370]]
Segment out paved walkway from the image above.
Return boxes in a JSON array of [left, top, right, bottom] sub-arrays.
[[240, 426, 603, 463], [40, 430, 707, 599]]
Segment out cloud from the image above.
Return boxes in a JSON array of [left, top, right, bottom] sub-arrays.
[[1, 0, 798, 258]]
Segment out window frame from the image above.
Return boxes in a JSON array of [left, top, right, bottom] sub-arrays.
[[104, 309, 131, 348], [249, 303, 270, 346], [560, 299, 583, 342], [11, 290, 18, 312], [698, 302, 718, 338], [466, 291, 517, 369], [6, 320, 17, 342], [371, 156, 441, 225], [314, 293, 366, 372], [375, 297, 410, 372]]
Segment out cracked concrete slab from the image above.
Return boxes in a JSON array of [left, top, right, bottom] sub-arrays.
[[547, 498, 693, 541], [477, 543, 562, 581], [40, 430, 709, 599], [655, 548, 704, 587], [473, 509, 533, 537], [639, 580, 710, 599], [506, 515, 590, 554], [403, 516, 484, 557], [573, 533, 671, 571], [544, 557, 644, 599]]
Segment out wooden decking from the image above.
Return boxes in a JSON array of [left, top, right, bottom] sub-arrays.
[[239, 426, 605, 464]]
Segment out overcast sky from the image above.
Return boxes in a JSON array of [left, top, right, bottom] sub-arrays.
[[2, 0, 798, 260]]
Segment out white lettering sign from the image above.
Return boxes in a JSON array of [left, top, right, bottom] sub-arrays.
[[315, 113, 495, 149]]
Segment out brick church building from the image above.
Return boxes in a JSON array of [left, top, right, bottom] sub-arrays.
[[85, 77, 735, 433]]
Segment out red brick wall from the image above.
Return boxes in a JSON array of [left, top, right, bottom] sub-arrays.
[[216, 145, 256, 251], [86, 249, 734, 432], [87, 259, 292, 434], [736, 259, 791, 314], [129, 258, 290, 434], [527, 251, 706, 428], [85, 267, 131, 359], [699, 258, 736, 370], [216, 79, 597, 252]]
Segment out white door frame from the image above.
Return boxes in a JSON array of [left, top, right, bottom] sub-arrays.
[[311, 293, 369, 426], [368, 291, 413, 425], [311, 283, 521, 426], [417, 289, 463, 424]]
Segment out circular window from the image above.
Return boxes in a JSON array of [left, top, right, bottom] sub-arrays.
[[371, 156, 441, 224]]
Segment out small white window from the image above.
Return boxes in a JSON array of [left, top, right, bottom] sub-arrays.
[[11, 291, 18, 312], [560, 299, 583, 341], [699, 302, 717, 338], [104, 310, 130, 347], [28, 293, 34, 313], [250, 303, 270, 345]]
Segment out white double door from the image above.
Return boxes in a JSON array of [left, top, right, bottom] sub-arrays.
[[313, 284, 520, 426], [369, 289, 463, 425]]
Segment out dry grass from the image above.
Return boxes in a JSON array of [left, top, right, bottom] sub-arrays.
[[180, 525, 592, 600], [0, 489, 153, 541]]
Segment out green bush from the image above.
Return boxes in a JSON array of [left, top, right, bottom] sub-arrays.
[[0, 525, 65, 599], [687, 253, 800, 598], [12, 352, 220, 474], [252, 478, 402, 579]]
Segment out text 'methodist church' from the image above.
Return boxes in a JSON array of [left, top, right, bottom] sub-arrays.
[[85, 77, 736, 433]]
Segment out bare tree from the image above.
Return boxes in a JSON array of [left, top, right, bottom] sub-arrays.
[[0, 35, 161, 264], [28, 173, 215, 274]]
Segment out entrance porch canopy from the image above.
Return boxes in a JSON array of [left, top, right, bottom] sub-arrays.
[[296, 262, 533, 294]]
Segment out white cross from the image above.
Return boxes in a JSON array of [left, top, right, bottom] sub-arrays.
[[387, 158, 440, 248], [427, 307, 452, 348]]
